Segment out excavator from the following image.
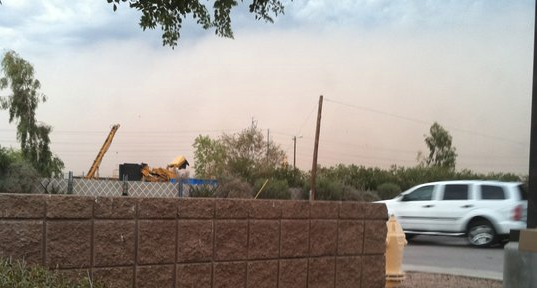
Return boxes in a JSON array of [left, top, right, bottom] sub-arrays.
[[141, 155, 189, 182], [85, 124, 120, 179]]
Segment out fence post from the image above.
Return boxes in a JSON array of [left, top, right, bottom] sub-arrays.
[[177, 178, 184, 198], [122, 175, 129, 196], [67, 171, 73, 194]]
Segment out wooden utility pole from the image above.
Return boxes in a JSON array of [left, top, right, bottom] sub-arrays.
[[528, 2, 537, 228], [310, 95, 323, 201], [267, 129, 270, 158], [293, 136, 297, 169]]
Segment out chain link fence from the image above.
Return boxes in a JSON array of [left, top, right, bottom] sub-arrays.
[[33, 173, 217, 198]]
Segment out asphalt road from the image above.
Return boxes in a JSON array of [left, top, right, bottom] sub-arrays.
[[401, 235, 505, 280]]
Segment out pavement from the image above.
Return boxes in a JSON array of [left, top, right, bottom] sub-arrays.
[[403, 264, 503, 281]]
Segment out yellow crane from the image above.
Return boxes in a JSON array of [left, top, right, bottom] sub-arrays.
[[85, 124, 120, 179]]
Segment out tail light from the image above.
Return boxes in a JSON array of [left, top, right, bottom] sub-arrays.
[[512, 205, 522, 221]]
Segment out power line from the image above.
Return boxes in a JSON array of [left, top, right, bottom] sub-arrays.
[[324, 97, 529, 146]]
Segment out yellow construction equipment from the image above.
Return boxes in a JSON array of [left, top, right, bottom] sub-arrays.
[[85, 124, 120, 179], [141, 155, 189, 182]]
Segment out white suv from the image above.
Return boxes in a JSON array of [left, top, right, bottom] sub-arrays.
[[379, 180, 528, 247]]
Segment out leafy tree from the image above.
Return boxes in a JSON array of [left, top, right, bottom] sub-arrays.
[[0, 50, 64, 177], [419, 122, 457, 169], [107, 0, 288, 47], [192, 125, 286, 183], [192, 135, 226, 179]]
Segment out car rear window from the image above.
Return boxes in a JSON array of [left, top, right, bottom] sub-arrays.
[[443, 184, 469, 200], [518, 184, 528, 200], [480, 185, 506, 200]]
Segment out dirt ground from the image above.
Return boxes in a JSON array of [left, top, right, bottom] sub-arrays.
[[396, 272, 502, 288]]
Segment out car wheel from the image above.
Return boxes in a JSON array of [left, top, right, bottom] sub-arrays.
[[467, 219, 496, 247]]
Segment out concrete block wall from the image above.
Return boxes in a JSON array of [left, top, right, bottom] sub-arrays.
[[0, 194, 388, 288]]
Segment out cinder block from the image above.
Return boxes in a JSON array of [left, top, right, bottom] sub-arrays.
[[138, 220, 176, 264], [363, 203, 388, 220], [94, 220, 135, 267], [248, 220, 279, 260], [336, 256, 362, 288], [0, 194, 45, 218], [281, 201, 309, 219], [46, 195, 93, 219], [178, 198, 215, 219], [94, 197, 137, 219], [363, 220, 387, 254], [339, 202, 364, 219], [279, 259, 308, 288], [308, 257, 335, 288], [176, 263, 212, 288], [310, 201, 339, 219], [93, 266, 134, 288], [310, 220, 337, 256], [213, 261, 246, 288], [46, 220, 91, 268], [215, 199, 249, 219], [338, 220, 364, 256], [361, 255, 385, 288], [136, 265, 175, 288], [214, 220, 248, 261], [280, 220, 309, 258], [247, 260, 278, 288], [58, 269, 92, 284], [177, 220, 213, 263], [138, 198, 178, 219], [249, 200, 281, 219], [0, 220, 43, 264]]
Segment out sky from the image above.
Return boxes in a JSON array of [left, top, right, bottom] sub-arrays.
[[0, 0, 535, 178]]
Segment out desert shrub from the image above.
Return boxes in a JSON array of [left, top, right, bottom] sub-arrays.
[[288, 187, 305, 200], [215, 177, 253, 199], [0, 258, 104, 288], [253, 178, 291, 200], [376, 182, 402, 200], [188, 184, 217, 197], [270, 167, 307, 188], [341, 186, 381, 202], [314, 177, 345, 201]]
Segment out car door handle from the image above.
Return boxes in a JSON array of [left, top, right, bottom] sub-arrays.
[[422, 204, 434, 208], [461, 204, 474, 208]]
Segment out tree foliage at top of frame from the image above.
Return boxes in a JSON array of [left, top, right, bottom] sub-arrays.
[[107, 0, 287, 47]]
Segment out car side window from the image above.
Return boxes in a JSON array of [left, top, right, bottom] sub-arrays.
[[402, 185, 434, 201], [442, 184, 469, 200], [480, 185, 505, 200]]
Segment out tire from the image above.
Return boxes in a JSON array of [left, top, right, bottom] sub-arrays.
[[467, 219, 497, 247]]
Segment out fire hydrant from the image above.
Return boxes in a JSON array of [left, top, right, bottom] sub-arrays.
[[385, 215, 407, 288]]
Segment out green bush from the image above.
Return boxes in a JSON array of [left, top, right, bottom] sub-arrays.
[[253, 178, 291, 200], [376, 182, 402, 200], [188, 184, 217, 197], [0, 258, 104, 288], [314, 177, 345, 201], [215, 177, 253, 199], [340, 185, 380, 202], [0, 147, 39, 193], [270, 167, 307, 188]]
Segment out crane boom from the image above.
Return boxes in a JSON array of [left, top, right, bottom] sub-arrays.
[[85, 124, 120, 179]]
